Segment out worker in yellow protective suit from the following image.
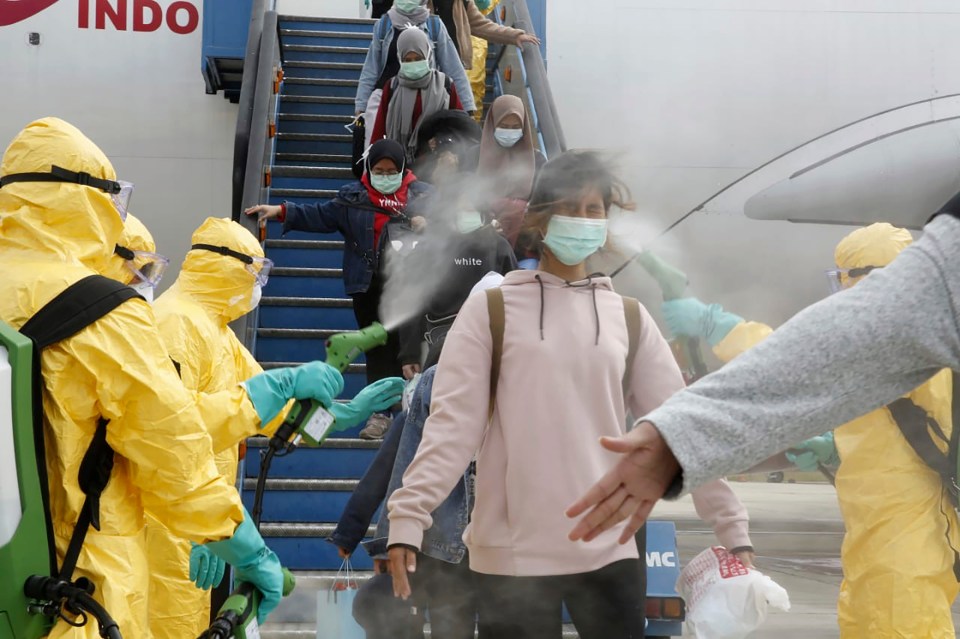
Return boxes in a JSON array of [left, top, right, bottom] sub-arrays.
[[145, 217, 406, 637], [469, 0, 501, 121], [101, 212, 170, 302], [0, 117, 344, 637], [661, 222, 960, 638], [146, 217, 273, 638]]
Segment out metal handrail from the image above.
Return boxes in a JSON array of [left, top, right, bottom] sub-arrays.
[[233, 9, 283, 352], [489, 0, 566, 158], [232, 0, 268, 217]]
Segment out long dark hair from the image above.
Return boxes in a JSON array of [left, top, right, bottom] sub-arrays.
[[518, 150, 635, 256]]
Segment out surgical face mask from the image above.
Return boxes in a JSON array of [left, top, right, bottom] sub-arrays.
[[131, 283, 154, 304], [456, 210, 484, 234], [371, 172, 403, 195], [395, 0, 423, 13], [542, 215, 608, 266], [399, 59, 431, 81], [249, 283, 262, 311], [494, 127, 524, 148]]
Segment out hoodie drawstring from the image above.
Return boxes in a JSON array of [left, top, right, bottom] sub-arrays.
[[591, 283, 600, 346], [535, 274, 602, 345], [535, 274, 545, 341]]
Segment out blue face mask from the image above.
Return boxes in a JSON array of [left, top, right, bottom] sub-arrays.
[[456, 210, 484, 234], [542, 215, 607, 266], [399, 59, 431, 81], [371, 172, 403, 195], [395, 0, 423, 12], [494, 127, 524, 148]]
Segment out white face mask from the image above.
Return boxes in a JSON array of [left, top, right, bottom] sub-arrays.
[[249, 283, 263, 311], [131, 283, 154, 304], [456, 210, 484, 234], [494, 127, 524, 148]]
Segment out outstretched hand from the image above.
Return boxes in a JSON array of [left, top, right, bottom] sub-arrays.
[[566, 421, 680, 544]]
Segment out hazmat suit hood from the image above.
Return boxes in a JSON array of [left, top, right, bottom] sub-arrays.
[[835, 222, 913, 270], [103, 212, 156, 285], [0, 117, 123, 274], [175, 217, 265, 324]]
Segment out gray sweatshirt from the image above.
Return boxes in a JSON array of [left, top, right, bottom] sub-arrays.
[[643, 214, 960, 493]]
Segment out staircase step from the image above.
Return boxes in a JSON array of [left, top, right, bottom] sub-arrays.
[[246, 437, 379, 477], [260, 523, 377, 538], [282, 77, 359, 99], [280, 15, 375, 27], [257, 329, 371, 377], [273, 165, 355, 180], [284, 60, 363, 81], [274, 153, 352, 167], [269, 188, 341, 206], [280, 29, 373, 49], [261, 623, 580, 639], [259, 304, 357, 330], [261, 272, 346, 305], [279, 94, 356, 117], [275, 132, 353, 156], [243, 478, 359, 491], [283, 43, 369, 65], [261, 295, 352, 307], [278, 112, 356, 136]]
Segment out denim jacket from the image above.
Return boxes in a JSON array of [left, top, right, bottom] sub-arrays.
[[283, 179, 432, 295], [363, 366, 472, 563], [355, 15, 476, 114]]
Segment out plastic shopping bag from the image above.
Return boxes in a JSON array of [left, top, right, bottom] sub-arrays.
[[678, 547, 790, 639], [316, 560, 364, 639], [402, 373, 421, 413]]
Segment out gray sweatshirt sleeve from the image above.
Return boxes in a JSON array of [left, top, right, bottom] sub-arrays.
[[643, 214, 960, 493]]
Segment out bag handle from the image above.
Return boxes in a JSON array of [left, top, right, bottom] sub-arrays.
[[485, 288, 505, 421], [622, 296, 642, 402]]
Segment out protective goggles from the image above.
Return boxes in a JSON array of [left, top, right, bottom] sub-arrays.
[[0, 165, 134, 221], [192, 243, 273, 286], [115, 245, 169, 288], [824, 265, 881, 294]]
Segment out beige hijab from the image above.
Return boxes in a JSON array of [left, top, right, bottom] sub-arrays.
[[478, 95, 536, 199]]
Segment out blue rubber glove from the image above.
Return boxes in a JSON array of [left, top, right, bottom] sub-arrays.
[[474, 0, 492, 10], [785, 432, 839, 471], [204, 508, 284, 624], [365, 0, 371, 7], [329, 377, 405, 432], [661, 297, 744, 346], [189, 543, 226, 590], [243, 361, 344, 425]]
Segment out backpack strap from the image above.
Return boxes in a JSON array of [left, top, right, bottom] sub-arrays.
[[19, 275, 142, 581], [621, 296, 642, 402], [485, 287, 505, 421], [888, 393, 960, 580]]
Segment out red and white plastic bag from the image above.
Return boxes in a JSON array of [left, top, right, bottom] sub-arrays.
[[678, 547, 790, 638]]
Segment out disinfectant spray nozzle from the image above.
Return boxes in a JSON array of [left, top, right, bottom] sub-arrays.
[[325, 322, 389, 373]]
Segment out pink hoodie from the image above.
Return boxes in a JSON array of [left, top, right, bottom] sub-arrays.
[[388, 270, 750, 576]]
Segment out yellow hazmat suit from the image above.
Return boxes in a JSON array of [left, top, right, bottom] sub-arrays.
[[146, 217, 270, 638], [0, 118, 246, 638], [710, 223, 959, 638], [468, 0, 501, 121]]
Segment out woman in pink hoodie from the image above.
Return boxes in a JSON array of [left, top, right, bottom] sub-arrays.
[[386, 151, 751, 638]]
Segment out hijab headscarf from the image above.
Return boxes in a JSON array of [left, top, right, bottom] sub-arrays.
[[386, 27, 451, 156], [478, 95, 536, 199], [387, 0, 430, 27]]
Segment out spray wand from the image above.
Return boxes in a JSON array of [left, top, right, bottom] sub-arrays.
[[198, 323, 388, 638]]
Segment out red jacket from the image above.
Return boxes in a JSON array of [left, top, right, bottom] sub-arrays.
[[370, 77, 463, 144]]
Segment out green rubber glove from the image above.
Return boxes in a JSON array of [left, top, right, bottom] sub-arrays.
[[204, 508, 284, 624], [189, 543, 226, 590], [661, 297, 744, 346], [243, 361, 344, 425], [328, 377, 405, 431], [785, 432, 839, 471]]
